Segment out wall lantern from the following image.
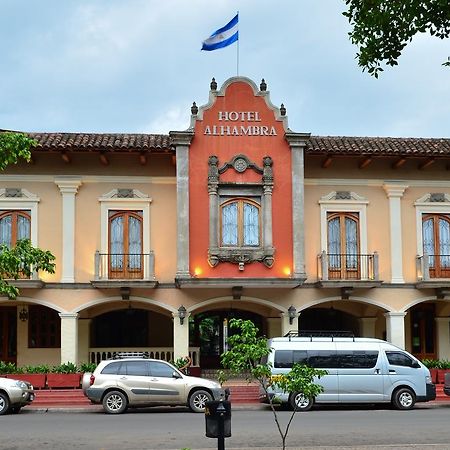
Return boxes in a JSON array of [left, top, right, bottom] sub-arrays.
[[288, 305, 297, 325], [178, 305, 187, 325], [19, 306, 28, 322]]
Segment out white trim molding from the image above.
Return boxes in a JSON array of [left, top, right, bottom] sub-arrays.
[[99, 189, 153, 279], [383, 183, 408, 283], [319, 191, 369, 254], [0, 188, 40, 245]]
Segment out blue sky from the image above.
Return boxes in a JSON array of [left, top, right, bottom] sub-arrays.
[[1, 0, 449, 138]]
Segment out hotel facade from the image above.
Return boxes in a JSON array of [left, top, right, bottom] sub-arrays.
[[1, 76, 450, 370]]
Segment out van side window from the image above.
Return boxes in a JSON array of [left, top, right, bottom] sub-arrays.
[[386, 351, 415, 367], [341, 351, 379, 369], [308, 350, 338, 368], [274, 350, 293, 368]]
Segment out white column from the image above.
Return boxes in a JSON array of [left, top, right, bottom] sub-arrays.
[[359, 317, 377, 338], [173, 312, 190, 361], [55, 177, 82, 283], [384, 312, 406, 349], [436, 317, 450, 360], [383, 184, 408, 283], [281, 311, 298, 336], [78, 319, 91, 364], [60, 313, 79, 364]]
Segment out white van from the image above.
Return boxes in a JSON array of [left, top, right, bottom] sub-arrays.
[[263, 335, 436, 411]]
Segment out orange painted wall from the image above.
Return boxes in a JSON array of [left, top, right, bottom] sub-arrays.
[[189, 80, 293, 278]]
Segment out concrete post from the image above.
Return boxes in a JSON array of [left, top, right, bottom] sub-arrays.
[[384, 312, 407, 349], [59, 313, 79, 364], [436, 317, 450, 359], [173, 311, 190, 362]]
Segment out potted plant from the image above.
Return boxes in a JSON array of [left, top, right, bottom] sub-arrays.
[[14, 364, 49, 389], [422, 359, 439, 384], [437, 359, 450, 384], [46, 362, 81, 389]]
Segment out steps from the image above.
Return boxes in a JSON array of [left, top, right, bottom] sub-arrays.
[[29, 389, 92, 408], [225, 383, 260, 404]]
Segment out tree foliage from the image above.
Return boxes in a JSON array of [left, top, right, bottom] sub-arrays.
[[344, 1, 450, 77], [220, 319, 326, 450], [0, 239, 55, 299], [0, 132, 36, 170]]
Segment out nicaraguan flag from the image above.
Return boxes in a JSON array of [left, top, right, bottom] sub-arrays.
[[201, 14, 239, 51]]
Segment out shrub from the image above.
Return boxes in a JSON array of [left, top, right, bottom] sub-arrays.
[[0, 361, 22, 374], [51, 362, 78, 374], [23, 364, 50, 374], [79, 362, 97, 373]]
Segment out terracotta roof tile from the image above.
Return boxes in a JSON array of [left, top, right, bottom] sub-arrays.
[[306, 136, 450, 157], [3, 131, 450, 157]]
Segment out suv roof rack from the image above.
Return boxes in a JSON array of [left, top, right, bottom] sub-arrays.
[[284, 330, 355, 341], [110, 351, 150, 359]]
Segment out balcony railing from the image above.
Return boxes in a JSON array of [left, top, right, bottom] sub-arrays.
[[318, 251, 379, 281], [417, 253, 450, 280], [88, 346, 200, 367], [94, 251, 156, 281]]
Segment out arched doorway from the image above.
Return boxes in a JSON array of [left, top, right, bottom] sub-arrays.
[[191, 309, 265, 369], [299, 307, 360, 335]]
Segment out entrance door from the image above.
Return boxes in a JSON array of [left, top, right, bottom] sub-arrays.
[[327, 212, 360, 279], [108, 211, 143, 279], [0, 307, 17, 364], [411, 304, 436, 360], [423, 214, 450, 278]]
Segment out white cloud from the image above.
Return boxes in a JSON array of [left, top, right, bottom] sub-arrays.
[[141, 106, 190, 134]]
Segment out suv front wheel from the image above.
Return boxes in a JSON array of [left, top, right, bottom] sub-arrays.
[[189, 389, 212, 413], [103, 390, 128, 414]]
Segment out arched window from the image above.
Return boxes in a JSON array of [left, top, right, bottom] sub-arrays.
[[422, 214, 450, 278], [221, 199, 260, 247], [108, 211, 143, 278], [0, 210, 31, 248], [327, 212, 359, 279]]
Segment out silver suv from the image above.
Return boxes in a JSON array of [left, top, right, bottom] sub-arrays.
[[0, 377, 35, 415], [82, 354, 226, 414]]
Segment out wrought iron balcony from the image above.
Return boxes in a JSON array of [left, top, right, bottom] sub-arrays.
[[417, 253, 450, 281], [317, 251, 379, 283], [93, 251, 156, 283]]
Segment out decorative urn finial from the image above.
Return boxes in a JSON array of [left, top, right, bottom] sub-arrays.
[[210, 77, 217, 90], [191, 102, 198, 115], [280, 103, 286, 116], [260, 78, 267, 91]]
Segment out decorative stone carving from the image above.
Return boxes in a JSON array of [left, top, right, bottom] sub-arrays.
[[207, 154, 275, 268], [335, 191, 351, 200], [117, 189, 134, 198], [430, 193, 446, 202], [5, 188, 22, 198]]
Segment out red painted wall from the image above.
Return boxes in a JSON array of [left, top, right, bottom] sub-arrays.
[[189, 80, 293, 278]]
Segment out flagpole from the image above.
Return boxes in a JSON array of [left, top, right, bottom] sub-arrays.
[[236, 11, 239, 76]]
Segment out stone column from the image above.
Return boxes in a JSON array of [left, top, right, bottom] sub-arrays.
[[173, 311, 190, 361], [436, 317, 450, 359], [55, 177, 82, 283], [170, 131, 194, 278], [285, 132, 310, 279], [60, 313, 79, 364], [384, 312, 406, 349], [359, 317, 377, 338], [281, 311, 298, 336], [383, 184, 408, 283]]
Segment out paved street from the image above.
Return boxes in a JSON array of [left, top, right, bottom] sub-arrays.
[[2, 403, 450, 449]]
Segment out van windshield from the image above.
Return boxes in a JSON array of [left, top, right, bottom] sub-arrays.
[[274, 350, 379, 369]]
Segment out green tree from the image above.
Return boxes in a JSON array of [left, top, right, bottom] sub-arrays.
[[344, 1, 450, 77], [220, 319, 326, 450], [0, 132, 55, 299], [0, 132, 36, 169]]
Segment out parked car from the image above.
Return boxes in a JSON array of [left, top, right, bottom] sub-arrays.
[[82, 353, 226, 414], [0, 376, 35, 415], [444, 372, 450, 396]]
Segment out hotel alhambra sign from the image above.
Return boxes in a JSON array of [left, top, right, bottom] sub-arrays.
[[203, 110, 277, 136]]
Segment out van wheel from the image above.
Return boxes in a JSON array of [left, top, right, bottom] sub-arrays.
[[289, 392, 313, 411], [189, 390, 212, 413], [392, 387, 415, 410], [102, 390, 128, 414], [0, 393, 10, 415]]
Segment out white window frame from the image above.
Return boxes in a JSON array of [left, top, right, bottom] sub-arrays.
[[99, 189, 152, 279], [414, 193, 450, 256], [0, 188, 40, 246]]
